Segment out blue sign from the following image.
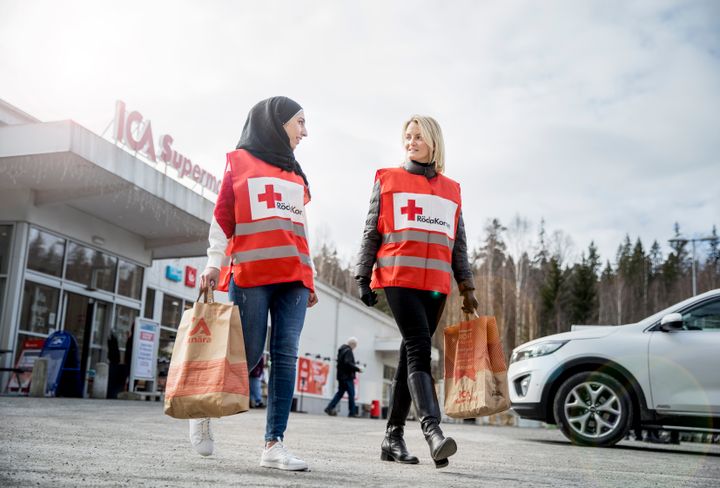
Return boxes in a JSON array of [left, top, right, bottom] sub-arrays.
[[165, 265, 182, 282], [40, 331, 81, 397]]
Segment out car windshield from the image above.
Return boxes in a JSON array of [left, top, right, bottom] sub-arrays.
[[638, 290, 720, 328]]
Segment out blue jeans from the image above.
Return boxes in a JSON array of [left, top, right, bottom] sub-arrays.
[[327, 379, 356, 416], [249, 376, 262, 404], [229, 279, 309, 442]]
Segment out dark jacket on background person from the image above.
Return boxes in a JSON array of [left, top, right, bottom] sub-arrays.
[[336, 344, 361, 381]]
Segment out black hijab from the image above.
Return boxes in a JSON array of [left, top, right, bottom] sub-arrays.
[[236, 96, 310, 192]]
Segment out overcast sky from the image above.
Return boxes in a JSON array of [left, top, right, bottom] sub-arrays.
[[1, 0, 718, 266]]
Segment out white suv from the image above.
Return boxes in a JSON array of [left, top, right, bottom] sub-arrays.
[[508, 289, 720, 447]]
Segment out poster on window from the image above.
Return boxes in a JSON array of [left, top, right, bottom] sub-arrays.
[[130, 318, 160, 382], [296, 357, 330, 395]]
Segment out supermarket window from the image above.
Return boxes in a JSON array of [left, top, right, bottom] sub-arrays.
[[114, 305, 139, 353], [118, 260, 144, 300], [19, 281, 60, 335], [161, 293, 183, 329], [65, 241, 117, 291], [0, 278, 6, 325], [0, 225, 9, 324], [0, 225, 12, 275], [27, 227, 65, 277]]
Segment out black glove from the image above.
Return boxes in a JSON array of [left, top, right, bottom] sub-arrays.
[[357, 276, 378, 307], [459, 281, 479, 314]]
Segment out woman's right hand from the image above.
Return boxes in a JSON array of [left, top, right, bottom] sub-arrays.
[[200, 267, 220, 290], [357, 276, 378, 307]]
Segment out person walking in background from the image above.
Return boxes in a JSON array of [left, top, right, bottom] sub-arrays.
[[249, 355, 265, 408], [324, 337, 362, 417], [193, 96, 318, 471], [355, 115, 478, 469]]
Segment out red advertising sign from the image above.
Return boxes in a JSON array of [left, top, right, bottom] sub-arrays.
[[185, 266, 197, 287], [6, 338, 46, 394], [296, 357, 330, 395]]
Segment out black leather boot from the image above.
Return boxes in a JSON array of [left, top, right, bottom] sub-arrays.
[[380, 380, 419, 464], [407, 371, 457, 469]]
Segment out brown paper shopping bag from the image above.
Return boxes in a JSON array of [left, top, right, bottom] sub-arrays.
[[443, 315, 511, 418], [164, 289, 249, 419]]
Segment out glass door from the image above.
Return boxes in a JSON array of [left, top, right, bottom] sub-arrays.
[[89, 301, 110, 370], [61, 292, 92, 397], [62, 293, 112, 397]]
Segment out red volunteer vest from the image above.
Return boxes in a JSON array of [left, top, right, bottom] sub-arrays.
[[370, 167, 462, 295], [217, 149, 314, 292]]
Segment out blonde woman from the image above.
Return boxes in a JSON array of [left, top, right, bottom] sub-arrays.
[[355, 116, 478, 468]]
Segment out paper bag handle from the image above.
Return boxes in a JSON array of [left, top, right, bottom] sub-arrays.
[[197, 287, 215, 304], [463, 311, 480, 321]]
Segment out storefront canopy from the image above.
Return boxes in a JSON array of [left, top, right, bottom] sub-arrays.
[[0, 120, 215, 259]]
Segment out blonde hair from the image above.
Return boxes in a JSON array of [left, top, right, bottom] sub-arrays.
[[402, 115, 446, 173]]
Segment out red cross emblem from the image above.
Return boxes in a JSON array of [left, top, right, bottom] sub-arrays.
[[257, 184, 282, 209], [400, 199, 423, 221]]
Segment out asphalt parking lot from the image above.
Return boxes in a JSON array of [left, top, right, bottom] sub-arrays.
[[1, 397, 718, 487]]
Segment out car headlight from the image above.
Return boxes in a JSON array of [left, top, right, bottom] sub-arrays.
[[510, 340, 568, 364]]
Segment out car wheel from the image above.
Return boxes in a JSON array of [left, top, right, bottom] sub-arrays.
[[553, 371, 632, 447]]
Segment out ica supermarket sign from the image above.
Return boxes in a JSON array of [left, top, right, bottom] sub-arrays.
[[113, 100, 220, 194]]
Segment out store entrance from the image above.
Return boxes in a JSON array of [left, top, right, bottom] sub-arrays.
[[62, 292, 110, 396]]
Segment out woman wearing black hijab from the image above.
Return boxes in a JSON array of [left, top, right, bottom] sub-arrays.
[[191, 96, 317, 471]]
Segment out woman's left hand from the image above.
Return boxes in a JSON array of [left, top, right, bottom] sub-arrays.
[[461, 289, 479, 314], [307, 292, 318, 308]]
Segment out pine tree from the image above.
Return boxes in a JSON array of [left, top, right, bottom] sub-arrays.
[[533, 218, 549, 267], [598, 260, 615, 323], [477, 218, 507, 315], [648, 240, 663, 274], [539, 256, 565, 336], [628, 238, 649, 320], [614, 235, 633, 323], [648, 240, 664, 312], [569, 242, 600, 324], [703, 225, 719, 290], [663, 222, 689, 302], [707, 225, 719, 270]]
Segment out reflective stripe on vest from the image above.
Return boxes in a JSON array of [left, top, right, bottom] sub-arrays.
[[376, 255, 453, 274], [231, 245, 312, 267], [235, 219, 307, 239], [381, 229, 454, 250]]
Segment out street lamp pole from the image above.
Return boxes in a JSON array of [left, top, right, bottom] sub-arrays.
[[668, 236, 715, 296]]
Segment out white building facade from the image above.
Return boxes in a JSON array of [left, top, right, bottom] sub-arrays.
[[0, 99, 410, 415]]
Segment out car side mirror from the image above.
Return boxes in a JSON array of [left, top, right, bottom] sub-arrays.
[[659, 313, 684, 332]]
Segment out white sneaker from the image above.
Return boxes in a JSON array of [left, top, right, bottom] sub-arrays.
[[260, 440, 309, 471], [188, 418, 214, 456]]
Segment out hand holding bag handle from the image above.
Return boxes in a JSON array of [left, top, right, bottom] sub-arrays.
[[197, 287, 215, 304]]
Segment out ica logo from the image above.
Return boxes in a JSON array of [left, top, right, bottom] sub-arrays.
[[188, 318, 211, 343]]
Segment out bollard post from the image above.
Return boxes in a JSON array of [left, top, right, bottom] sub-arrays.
[[29, 357, 48, 397], [92, 362, 109, 399]]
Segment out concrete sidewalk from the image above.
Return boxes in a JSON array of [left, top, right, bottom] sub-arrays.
[[1, 397, 718, 487]]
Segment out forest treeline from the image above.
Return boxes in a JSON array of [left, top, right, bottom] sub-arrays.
[[313, 218, 719, 363]]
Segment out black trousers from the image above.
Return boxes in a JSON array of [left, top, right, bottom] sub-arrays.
[[385, 287, 447, 377]]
